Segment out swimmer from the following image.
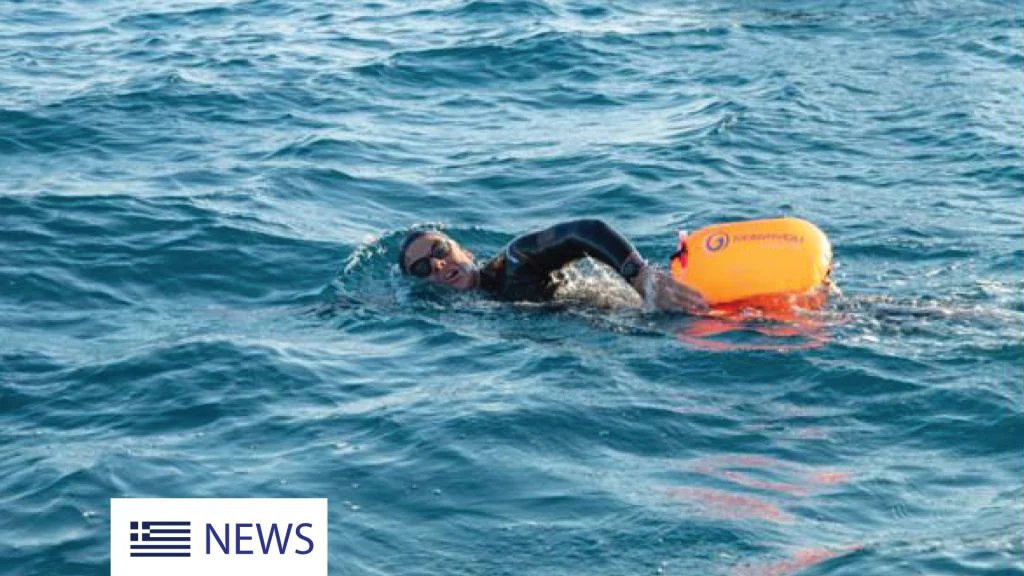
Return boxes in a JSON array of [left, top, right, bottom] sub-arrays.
[[398, 219, 710, 314]]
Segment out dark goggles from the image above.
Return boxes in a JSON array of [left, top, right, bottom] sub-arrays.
[[407, 239, 451, 278]]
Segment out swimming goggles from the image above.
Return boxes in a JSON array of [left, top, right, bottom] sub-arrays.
[[408, 239, 451, 278]]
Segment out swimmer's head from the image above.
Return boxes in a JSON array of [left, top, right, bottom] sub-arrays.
[[399, 231, 479, 291]]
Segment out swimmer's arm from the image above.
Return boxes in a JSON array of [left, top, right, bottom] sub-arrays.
[[509, 219, 709, 314], [628, 266, 709, 314], [508, 218, 644, 281]]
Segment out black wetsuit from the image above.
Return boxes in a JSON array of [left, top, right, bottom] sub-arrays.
[[478, 219, 645, 301]]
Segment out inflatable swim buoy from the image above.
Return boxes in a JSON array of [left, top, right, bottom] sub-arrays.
[[670, 217, 833, 314]]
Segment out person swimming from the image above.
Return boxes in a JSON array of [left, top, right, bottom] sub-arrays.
[[398, 218, 710, 314]]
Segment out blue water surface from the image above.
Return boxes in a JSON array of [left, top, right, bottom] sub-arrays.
[[1, 1, 1022, 574]]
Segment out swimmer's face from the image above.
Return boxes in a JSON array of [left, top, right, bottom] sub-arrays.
[[402, 232, 479, 291]]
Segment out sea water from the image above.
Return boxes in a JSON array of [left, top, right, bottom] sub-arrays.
[[1, 1, 1021, 574]]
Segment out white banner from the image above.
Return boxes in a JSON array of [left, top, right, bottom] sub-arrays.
[[111, 499, 327, 576]]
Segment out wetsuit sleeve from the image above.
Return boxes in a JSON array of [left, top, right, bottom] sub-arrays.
[[506, 219, 645, 282]]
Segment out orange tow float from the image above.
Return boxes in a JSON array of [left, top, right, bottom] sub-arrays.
[[670, 217, 833, 317]]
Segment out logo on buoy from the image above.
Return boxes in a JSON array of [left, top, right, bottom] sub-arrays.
[[705, 232, 730, 252]]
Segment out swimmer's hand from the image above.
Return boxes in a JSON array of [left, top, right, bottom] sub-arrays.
[[630, 266, 710, 315]]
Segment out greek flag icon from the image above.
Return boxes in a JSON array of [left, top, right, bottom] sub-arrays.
[[129, 521, 191, 557]]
